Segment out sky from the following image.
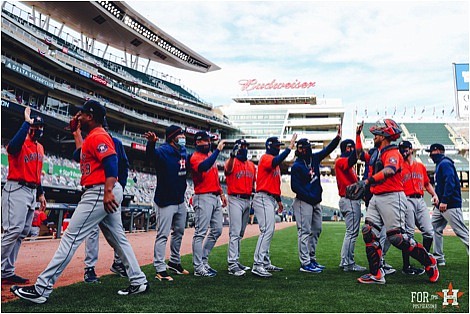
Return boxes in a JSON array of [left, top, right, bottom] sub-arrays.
[[127, 0, 469, 121]]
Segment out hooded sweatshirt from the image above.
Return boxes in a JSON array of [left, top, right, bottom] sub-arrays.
[[434, 155, 462, 209]]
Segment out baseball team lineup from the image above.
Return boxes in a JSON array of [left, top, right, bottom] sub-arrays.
[[2, 103, 469, 304]]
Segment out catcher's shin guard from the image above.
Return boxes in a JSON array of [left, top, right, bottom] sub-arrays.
[[423, 236, 433, 252], [362, 221, 382, 275], [387, 229, 432, 267]]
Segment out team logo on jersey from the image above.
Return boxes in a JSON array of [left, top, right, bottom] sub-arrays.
[[179, 158, 186, 170], [97, 143, 108, 153], [389, 157, 397, 164]]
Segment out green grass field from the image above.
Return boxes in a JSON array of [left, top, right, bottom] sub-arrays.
[[3, 223, 469, 313]]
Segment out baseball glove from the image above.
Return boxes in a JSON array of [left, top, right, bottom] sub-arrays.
[[346, 180, 367, 200], [69, 117, 79, 133]]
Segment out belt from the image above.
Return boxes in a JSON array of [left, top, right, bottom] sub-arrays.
[[407, 194, 423, 199], [82, 184, 103, 191], [229, 194, 251, 200], [258, 191, 279, 200], [17, 181, 38, 189], [196, 192, 221, 196]]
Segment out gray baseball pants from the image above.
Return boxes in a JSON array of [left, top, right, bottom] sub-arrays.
[[293, 198, 318, 266], [252, 192, 276, 267], [338, 197, 362, 267], [192, 194, 223, 272], [84, 226, 121, 268], [432, 207, 469, 263], [1, 181, 36, 278], [407, 197, 433, 239], [154, 202, 188, 272], [308, 203, 323, 262], [34, 184, 147, 298], [227, 195, 250, 267]]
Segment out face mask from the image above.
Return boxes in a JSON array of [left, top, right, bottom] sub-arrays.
[[430, 153, 444, 164], [176, 138, 186, 147], [341, 150, 354, 158], [267, 146, 280, 156], [29, 129, 43, 141], [196, 143, 211, 154], [236, 148, 248, 161]]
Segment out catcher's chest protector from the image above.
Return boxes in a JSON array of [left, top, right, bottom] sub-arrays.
[[371, 145, 398, 175]]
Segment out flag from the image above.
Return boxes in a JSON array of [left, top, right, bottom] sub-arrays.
[[442, 108, 445, 115], [421, 107, 425, 114], [451, 108, 455, 114], [413, 106, 416, 115], [433, 106, 435, 115], [393, 106, 397, 115], [365, 109, 368, 116], [404, 107, 407, 115]]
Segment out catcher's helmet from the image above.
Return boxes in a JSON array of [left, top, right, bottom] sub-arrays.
[[369, 119, 401, 141], [30, 115, 45, 127]]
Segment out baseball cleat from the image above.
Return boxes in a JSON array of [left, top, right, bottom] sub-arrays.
[[436, 260, 446, 266], [237, 262, 251, 271], [110, 262, 128, 278], [167, 262, 189, 275], [2, 274, 30, 285], [117, 282, 149, 295], [300, 263, 322, 273], [382, 263, 396, 276], [84, 267, 100, 283], [357, 269, 386, 284], [402, 266, 425, 276], [251, 266, 272, 277], [265, 264, 283, 272], [155, 271, 174, 281], [425, 255, 439, 283], [10, 285, 48, 304], [194, 268, 216, 277], [343, 264, 367, 272], [204, 264, 218, 275], [228, 265, 246, 277], [310, 260, 326, 270]]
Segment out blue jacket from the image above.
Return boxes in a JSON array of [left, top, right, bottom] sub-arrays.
[[434, 155, 461, 209], [113, 137, 129, 190], [291, 136, 340, 205], [146, 142, 187, 207]]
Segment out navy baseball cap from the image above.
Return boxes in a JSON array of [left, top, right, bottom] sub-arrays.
[[77, 100, 106, 122], [166, 125, 184, 142], [235, 139, 250, 146], [399, 140, 412, 149], [296, 138, 311, 149], [194, 131, 214, 141], [266, 137, 284, 147], [425, 143, 445, 152], [30, 115, 45, 126]]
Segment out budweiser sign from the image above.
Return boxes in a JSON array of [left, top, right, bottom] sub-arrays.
[[239, 79, 315, 92]]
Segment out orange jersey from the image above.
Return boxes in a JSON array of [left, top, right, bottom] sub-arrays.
[[335, 157, 358, 197], [225, 158, 256, 195], [255, 154, 281, 196], [80, 127, 116, 186], [190, 151, 222, 194], [7, 137, 44, 184], [370, 147, 404, 195], [401, 160, 429, 196]]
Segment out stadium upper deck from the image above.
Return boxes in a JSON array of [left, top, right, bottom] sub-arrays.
[[1, 1, 236, 170]]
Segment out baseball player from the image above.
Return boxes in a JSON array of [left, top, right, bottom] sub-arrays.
[[291, 128, 340, 274], [252, 134, 297, 277], [30, 207, 48, 239], [145, 125, 190, 281], [11, 100, 148, 304], [427, 143, 469, 265], [350, 119, 438, 284], [225, 139, 256, 276], [335, 124, 366, 272], [190, 131, 227, 277], [398, 140, 439, 275], [2, 107, 47, 285], [83, 118, 131, 282]]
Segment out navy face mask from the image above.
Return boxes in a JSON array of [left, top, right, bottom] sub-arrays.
[[237, 148, 248, 161], [267, 146, 280, 156], [29, 129, 43, 141], [430, 153, 444, 164], [196, 143, 211, 154]]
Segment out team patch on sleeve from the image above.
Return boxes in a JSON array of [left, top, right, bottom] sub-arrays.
[[388, 156, 397, 164], [97, 143, 108, 153]]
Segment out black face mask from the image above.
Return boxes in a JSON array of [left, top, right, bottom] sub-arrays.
[[295, 147, 312, 160], [196, 143, 211, 154], [236, 148, 248, 161], [430, 153, 444, 164], [341, 150, 354, 158], [29, 129, 43, 141]]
